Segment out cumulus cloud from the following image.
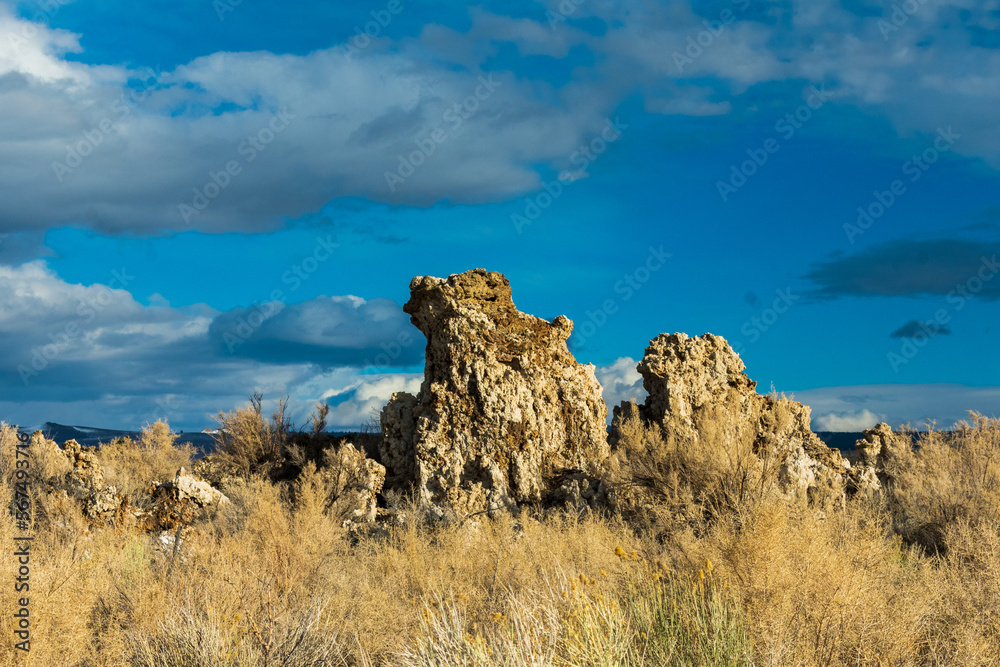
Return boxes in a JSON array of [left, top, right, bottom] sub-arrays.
[[207, 295, 422, 367], [813, 408, 885, 432], [320, 373, 422, 430], [2, 1, 1000, 237], [582, 0, 1000, 167], [794, 383, 1000, 430], [595, 357, 646, 421], [0, 261, 421, 430], [0, 8, 616, 236], [0, 4, 93, 86], [0, 261, 205, 395]]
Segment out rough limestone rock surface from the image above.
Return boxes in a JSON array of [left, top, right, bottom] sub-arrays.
[[326, 442, 386, 524], [84, 486, 125, 522], [381, 269, 609, 517], [25, 433, 139, 526], [153, 468, 231, 507], [61, 438, 105, 490], [614, 332, 848, 507], [851, 422, 912, 493], [149, 468, 230, 531], [379, 392, 418, 487]]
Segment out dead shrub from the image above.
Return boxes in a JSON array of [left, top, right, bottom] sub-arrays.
[[9, 410, 1000, 665], [0, 423, 71, 486], [610, 399, 778, 534], [97, 420, 195, 509], [127, 593, 351, 667], [212, 392, 293, 479], [887, 413, 1000, 554]]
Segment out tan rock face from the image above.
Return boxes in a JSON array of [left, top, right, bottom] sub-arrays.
[[153, 468, 231, 508], [84, 486, 125, 522], [851, 422, 912, 493], [325, 442, 386, 524], [379, 392, 418, 487], [32, 435, 129, 525], [635, 333, 756, 440], [61, 438, 105, 490], [150, 469, 230, 531], [381, 269, 609, 517], [616, 332, 848, 508]]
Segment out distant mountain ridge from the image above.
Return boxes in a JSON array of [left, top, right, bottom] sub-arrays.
[[16, 422, 217, 455], [13, 423, 866, 455]]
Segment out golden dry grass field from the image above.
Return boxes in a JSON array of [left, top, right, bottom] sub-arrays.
[[2, 409, 999, 666]]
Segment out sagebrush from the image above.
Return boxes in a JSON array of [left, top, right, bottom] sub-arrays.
[[2, 411, 1000, 665]]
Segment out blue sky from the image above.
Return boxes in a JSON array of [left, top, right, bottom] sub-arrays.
[[2, 0, 999, 432]]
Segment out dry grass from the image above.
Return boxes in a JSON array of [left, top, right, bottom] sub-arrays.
[[2, 411, 1000, 665], [211, 392, 293, 479], [887, 414, 1000, 555], [609, 399, 779, 535], [96, 420, 196, 509]]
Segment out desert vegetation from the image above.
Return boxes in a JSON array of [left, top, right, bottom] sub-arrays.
[[2, 404, 1000, 666]]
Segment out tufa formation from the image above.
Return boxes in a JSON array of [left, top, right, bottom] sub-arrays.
[[611, 332, 849, 509], [381, 269, 609, 518], [13, 270, 872, 534]]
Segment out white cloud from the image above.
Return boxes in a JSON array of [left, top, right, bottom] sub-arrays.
[[813, 408, 885, 432], [208, 295, 421, 366], [794, 384, 1000, 430], [595, 356, 646, 421], [589, 0, 1000, 166], [0, 14, 613, 235], [1, 1, 999, 237], [0, 261, 421, 431], [320, 373, 422, 429], [0, 4, 92, 86]]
